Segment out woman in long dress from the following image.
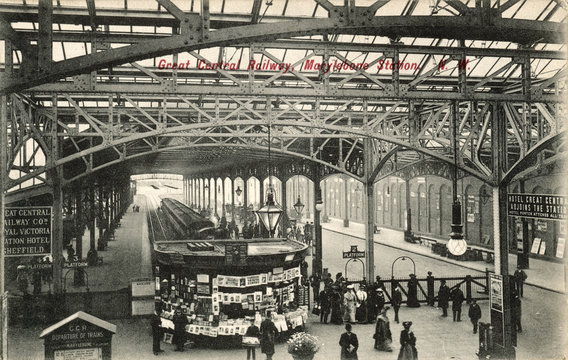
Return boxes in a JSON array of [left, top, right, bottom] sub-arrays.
[[330, 285, 343, 324], [406, 274, 421, 308], [374, 306, 392, 351], [397, 321, 418, 360]]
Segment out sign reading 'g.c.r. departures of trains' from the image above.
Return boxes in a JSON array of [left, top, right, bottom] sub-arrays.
[[4, 207, 52, 256], [507, 194, 566, 220]]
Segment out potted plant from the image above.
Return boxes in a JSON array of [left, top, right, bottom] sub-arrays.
[[287, 332, 321, 360]]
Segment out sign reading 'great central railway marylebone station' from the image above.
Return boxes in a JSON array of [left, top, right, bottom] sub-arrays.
[[4, 206, 52, 256], [507, 194, 566, 220]]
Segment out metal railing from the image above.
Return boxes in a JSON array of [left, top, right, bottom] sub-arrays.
[[344, 272, 489, 305]]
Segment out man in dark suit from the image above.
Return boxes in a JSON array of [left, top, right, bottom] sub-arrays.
[[151, 307, 164, 355], [438, 279, 451, 317], [260, 311, 278, 360], [339, 323, 358, 359], [451, 285, 465, 322], [172, 308, 188, 351], [514, 266, 528, 297], [391, 282, 403, 324]]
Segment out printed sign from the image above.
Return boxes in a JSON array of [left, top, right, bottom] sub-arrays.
[[64, 261, 88, 268], [539, 241, 547, 255], [343, 245, 365, 259], [508, 193, 566, 220], [131, 279, 154, 297], [530, 238, 542, 254], [225, 243, 248, 265], [489, 274, 503, 312], [4, 207, 52, 257], [54, 348, 102, 360], [556, 238, 565, 258]]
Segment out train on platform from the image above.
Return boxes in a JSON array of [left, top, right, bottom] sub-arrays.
[[159, 198, 221, 240]]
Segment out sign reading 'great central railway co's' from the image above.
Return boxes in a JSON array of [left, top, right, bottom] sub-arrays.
[[507, 193, 566, 220], [4, 206, 52, 257]]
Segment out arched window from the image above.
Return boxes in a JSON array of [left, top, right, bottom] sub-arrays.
[[410, 183, 419, 232], [383, 183, 390, 226], [440, 184, 451, 237], [417, 183, 426, 232], [428, 184, 439, 235]]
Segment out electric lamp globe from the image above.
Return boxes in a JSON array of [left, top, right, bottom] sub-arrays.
[[447, 237, 468, 256]]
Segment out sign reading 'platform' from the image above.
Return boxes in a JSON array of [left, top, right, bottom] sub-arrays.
[[507, 193, 566, 220], [343, 245, 365, 259], [4, 207, 52, 257]]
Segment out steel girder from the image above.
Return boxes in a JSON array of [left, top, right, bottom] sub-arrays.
[[1, 0, 565, 194], [0, 1, 566, 94], [5, 90, 565, 193], [20, 41, 567, 103]]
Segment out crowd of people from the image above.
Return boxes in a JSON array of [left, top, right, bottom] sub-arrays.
[[313, 273, 420, 328], [309, 270, 525, 359], [150, 270, 524, 359]]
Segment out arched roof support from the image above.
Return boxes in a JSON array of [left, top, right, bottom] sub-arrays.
[[0, 1, 565, 93]]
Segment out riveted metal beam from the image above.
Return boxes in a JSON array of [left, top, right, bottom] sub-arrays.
[[1, 15, 565, 93], [38, 0, 53, 74]]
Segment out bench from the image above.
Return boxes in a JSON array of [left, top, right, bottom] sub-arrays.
[[416, 234, 493, 262], [417, 235, 438, 248]]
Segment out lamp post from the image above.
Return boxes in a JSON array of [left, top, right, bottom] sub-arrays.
[[313, 188, 323, 276], [255, 121, 283, 237], [293, 196, 305, 217], [447, 102, 467, 257], [256, 186, 283, 237]]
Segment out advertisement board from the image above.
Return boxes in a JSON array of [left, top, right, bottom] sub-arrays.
[[508, 193, 566, 220], [5, 206, 52, 257]]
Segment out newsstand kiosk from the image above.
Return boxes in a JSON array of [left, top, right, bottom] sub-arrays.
[[40, 311, 117, 360]]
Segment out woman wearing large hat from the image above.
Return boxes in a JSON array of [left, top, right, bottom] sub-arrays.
[[373, 306, 392, 351], [397, 321, 418, 360]]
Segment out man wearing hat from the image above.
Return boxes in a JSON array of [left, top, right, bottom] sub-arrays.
[[373, 306, 392, 351], [438, 279, 450, 317], [398, 322, 418, 360], [343, 284, 357, 324], [391, 282, 403, 324], [319, 286, 331, 324], [451, 284, 465, 322], [172, 307, 188, 352], [151, 306, 165, 355]]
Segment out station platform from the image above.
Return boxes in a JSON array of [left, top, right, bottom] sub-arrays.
[[6, 195, 567, 360], [301, 217, 566, 294], [66, 194, 154, 293]]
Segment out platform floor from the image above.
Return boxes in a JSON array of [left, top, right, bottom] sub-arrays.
[[7, 196, 567, 360], [68, 193, 153, 292], [300, 217, 566, 294]]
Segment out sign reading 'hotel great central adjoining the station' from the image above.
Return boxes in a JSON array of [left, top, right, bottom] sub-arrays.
[[507, 194, 566, 220], [4, 206, 52, 256]]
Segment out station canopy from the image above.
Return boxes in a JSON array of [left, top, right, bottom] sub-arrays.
[[0, 0, 565, 191]]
